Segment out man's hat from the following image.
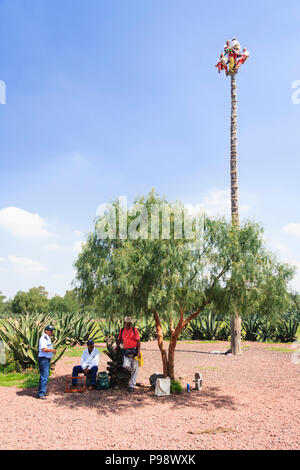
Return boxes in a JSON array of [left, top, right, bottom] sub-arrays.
[[87, 339, 94, 345], [45, 325, 55, 331], [124, 317, 132, 324]]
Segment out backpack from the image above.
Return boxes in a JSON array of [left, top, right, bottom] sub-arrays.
[[96, 371, 110, 390]]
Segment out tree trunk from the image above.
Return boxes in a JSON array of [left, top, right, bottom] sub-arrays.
[[230, 73, 240, 227], [230, 73, 242, 356], [230, 312, 242, 355], [154, 312, 168, 377]]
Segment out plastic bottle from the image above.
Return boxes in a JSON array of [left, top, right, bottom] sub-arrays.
[[187, 383, 191, 392]]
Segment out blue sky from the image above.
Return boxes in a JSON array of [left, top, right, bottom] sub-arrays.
[[0, 0, 300, 299]]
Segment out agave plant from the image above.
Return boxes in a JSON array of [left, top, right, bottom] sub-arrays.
[[242, 313, 263, 341], [0, 313, 68, 370], [187, 312, 223, 340], [273, 318, 300, 343], [257, 318, 276, 343], [54, 313, 102, 346], [136, 318, 156, 342], [216, 321, 231, 341], [99, 318, 124, 341], [103, 337, 131, 388]]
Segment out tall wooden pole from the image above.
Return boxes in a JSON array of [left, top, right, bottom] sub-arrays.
[[230, 73, 242, 355]]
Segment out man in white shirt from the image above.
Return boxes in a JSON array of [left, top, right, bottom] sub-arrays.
[[37, 325, 56, 399], [72, 339, 100, 390]]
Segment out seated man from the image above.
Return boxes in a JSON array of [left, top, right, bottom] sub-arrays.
[[116, 317, 141, 393], [72, 339, 100, 390]]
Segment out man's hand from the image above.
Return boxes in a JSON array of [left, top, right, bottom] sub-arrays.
[[83, 368, 89, 375], [52, 349, 56, 354]]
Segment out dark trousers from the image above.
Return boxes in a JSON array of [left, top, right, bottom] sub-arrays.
[[72, 365, 98, 386], [37, 357, 50, 397]]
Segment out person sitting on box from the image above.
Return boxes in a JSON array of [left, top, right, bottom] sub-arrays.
[[115, 317, 141, 393], [72, 339, 100, 390]]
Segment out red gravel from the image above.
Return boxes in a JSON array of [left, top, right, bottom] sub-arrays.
[[0, 340, 299, 450]]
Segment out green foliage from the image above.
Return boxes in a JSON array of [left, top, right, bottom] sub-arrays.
[[103, 338, 131, 387], [242, 313, 264, 341], [11, 287, 49, 315], [99, 318, 124, 342], [73, 191, 295, 375], [137, 318, 157, 342], [272, 317, 300, 343], [241, 312, 300, 343], [186, 311, 230, 341], [0, 313, 68, 369], [0, 350, 22, 373], [170, 379, 183, 394], [75, 192, 294, 323], [53, 312, 102, 346], [0, 370, 40, 388]]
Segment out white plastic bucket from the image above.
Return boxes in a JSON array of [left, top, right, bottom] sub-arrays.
[[155, 377, 171, 396]]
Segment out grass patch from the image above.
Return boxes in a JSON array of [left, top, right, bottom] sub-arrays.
[[266, 346, 292, 353], [196, 366, 220, 371], [0, 370, 40, 388], [65, 346, 106, 357], [188, 427, 235, 435], [65, 347, 85, 357]]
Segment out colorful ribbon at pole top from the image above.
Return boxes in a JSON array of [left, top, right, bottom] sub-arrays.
[[215, 38, 250, 76]]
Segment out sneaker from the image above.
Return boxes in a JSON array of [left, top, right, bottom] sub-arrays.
[[36, 395, 47, 400], [128, 386, 134, 393]]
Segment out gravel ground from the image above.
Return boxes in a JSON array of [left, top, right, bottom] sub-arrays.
[[0, 340, 299, 450]]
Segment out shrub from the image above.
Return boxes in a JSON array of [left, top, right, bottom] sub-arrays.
[[171, 379, 183, 394]]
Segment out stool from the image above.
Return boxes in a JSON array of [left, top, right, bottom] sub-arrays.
[[65, 375, 86, 393]]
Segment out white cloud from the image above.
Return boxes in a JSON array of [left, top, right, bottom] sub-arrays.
[[8, 255, 47, 273], [201, 189, 251, 218], [0, 207, 53, 238], [282, 223, 300, 238]]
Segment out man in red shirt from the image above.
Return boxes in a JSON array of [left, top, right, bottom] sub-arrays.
[[116, 317, 141, 392]]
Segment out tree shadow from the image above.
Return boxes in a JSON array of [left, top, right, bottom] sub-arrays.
[[16, 375, 237, 416], [144, 348, 229, 355]]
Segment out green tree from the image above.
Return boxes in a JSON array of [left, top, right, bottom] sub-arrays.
[[74, 192, 294, 379], [11, 286, 49, 315], [0, 291, 8, 316], [48, 290, 79, 314]]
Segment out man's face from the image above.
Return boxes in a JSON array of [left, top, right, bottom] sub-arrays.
[[45, 329, 54, 337], [87, 344, 94, 353], [125, 322, 132, 330]]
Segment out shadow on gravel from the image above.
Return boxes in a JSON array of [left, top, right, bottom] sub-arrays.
[[16, 375, 236, 416], [144, 349, 229, 355]]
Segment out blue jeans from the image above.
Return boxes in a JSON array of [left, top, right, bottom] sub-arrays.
[[37, 357, 50, 397], [72, 365, 98, 386]]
